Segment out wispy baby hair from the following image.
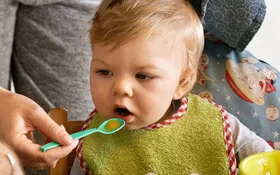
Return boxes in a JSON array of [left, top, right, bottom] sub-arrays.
[[90, 0, 204, 91]]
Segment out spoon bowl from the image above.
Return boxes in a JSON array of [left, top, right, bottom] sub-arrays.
[[41, 118, 125, 152], [98, 118, 125, 134]]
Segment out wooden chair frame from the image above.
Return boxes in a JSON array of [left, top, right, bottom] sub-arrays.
[[48, 108, 84, 175]]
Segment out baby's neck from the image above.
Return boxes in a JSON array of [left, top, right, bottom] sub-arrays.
[[156, 99, 181, 123]]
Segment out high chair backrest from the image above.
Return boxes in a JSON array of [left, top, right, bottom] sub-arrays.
[[48, 108, 84, 175]]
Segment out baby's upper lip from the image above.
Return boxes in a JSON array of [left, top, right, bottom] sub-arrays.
[[114, 104, 127, 109], [114, 104, 132, 115]]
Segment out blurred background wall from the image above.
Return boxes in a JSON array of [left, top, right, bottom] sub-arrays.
[[247, 0, 280, 70]]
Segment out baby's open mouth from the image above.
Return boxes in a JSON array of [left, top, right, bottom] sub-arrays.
[[115, 107, 131, 116]]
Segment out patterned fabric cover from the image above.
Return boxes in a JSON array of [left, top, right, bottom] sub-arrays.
[[190, 0, 266, 51], [192, 36, 280, 150]]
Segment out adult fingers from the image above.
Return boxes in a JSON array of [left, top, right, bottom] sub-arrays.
[[0, 141, 25, 175], [27, 107, 73, 146], [17, 139, 79, 168], [43, 139, 79, 168]]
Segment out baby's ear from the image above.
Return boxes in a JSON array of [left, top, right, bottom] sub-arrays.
[[173, 68, 197, 100]]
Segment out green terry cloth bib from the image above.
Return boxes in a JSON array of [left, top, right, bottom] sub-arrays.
[[82, 94, 229, 175]]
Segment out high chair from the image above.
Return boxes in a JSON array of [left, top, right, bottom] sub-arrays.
[[48, 107, 84, 175]]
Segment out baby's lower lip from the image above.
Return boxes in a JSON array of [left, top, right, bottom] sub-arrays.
[[113, 113, 133, 123]]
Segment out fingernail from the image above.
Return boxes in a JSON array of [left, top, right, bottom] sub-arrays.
[[74, 139, 79, 145], [60, 124, 66, 131], [72, 139, 79, 148], [65, 136, 74, 144]]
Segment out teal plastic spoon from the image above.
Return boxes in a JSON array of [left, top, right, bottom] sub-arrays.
[[40, 118, 125, 152]]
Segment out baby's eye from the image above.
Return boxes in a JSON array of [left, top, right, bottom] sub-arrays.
[[96, 70, 113, 76], [135, 73, 154, 80]]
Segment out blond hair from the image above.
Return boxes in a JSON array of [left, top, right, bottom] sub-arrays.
[[90, 0, 204, 92]]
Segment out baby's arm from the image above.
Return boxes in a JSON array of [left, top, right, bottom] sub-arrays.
[[228, 113, 274, 161]]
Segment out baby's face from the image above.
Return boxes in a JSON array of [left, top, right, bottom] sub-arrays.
[[90, 35, 185, 129]]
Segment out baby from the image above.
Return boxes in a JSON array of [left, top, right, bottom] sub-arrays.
[[70, 0, 273, 174]]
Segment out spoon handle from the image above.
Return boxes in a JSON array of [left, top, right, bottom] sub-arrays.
[[70, 128, 98, 140], [40, 128, 98, 152], [40, 141, 60, 152]]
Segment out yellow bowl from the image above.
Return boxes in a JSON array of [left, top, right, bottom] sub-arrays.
[[238, 151, 280, 175]]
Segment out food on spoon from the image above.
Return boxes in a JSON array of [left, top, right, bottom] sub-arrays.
[[105, 120, 121, 131]]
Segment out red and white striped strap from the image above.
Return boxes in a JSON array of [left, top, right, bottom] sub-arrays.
[[76, 110, 96, 175], [209, 101, 237, 175]]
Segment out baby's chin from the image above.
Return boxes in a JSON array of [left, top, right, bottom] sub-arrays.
[[122, 121, 150, 130], [123, 124, 143, 130]]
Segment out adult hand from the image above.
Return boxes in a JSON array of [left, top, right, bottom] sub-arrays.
[[0, 87, 79, 168], [0, 141, 24, 175]]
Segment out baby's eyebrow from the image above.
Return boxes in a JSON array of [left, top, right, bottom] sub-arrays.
[[136, 64, 161, 71], [138, 64, 159, 69], [92, 59, 111, 66]]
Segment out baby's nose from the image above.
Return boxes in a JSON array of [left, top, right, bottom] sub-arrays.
[[111, 78, 133, 97]]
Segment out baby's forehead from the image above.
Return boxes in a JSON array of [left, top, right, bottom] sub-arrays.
[[93, 37, 187, 67], [94, 33, 186, 56], [120, 32, 186, 51]]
